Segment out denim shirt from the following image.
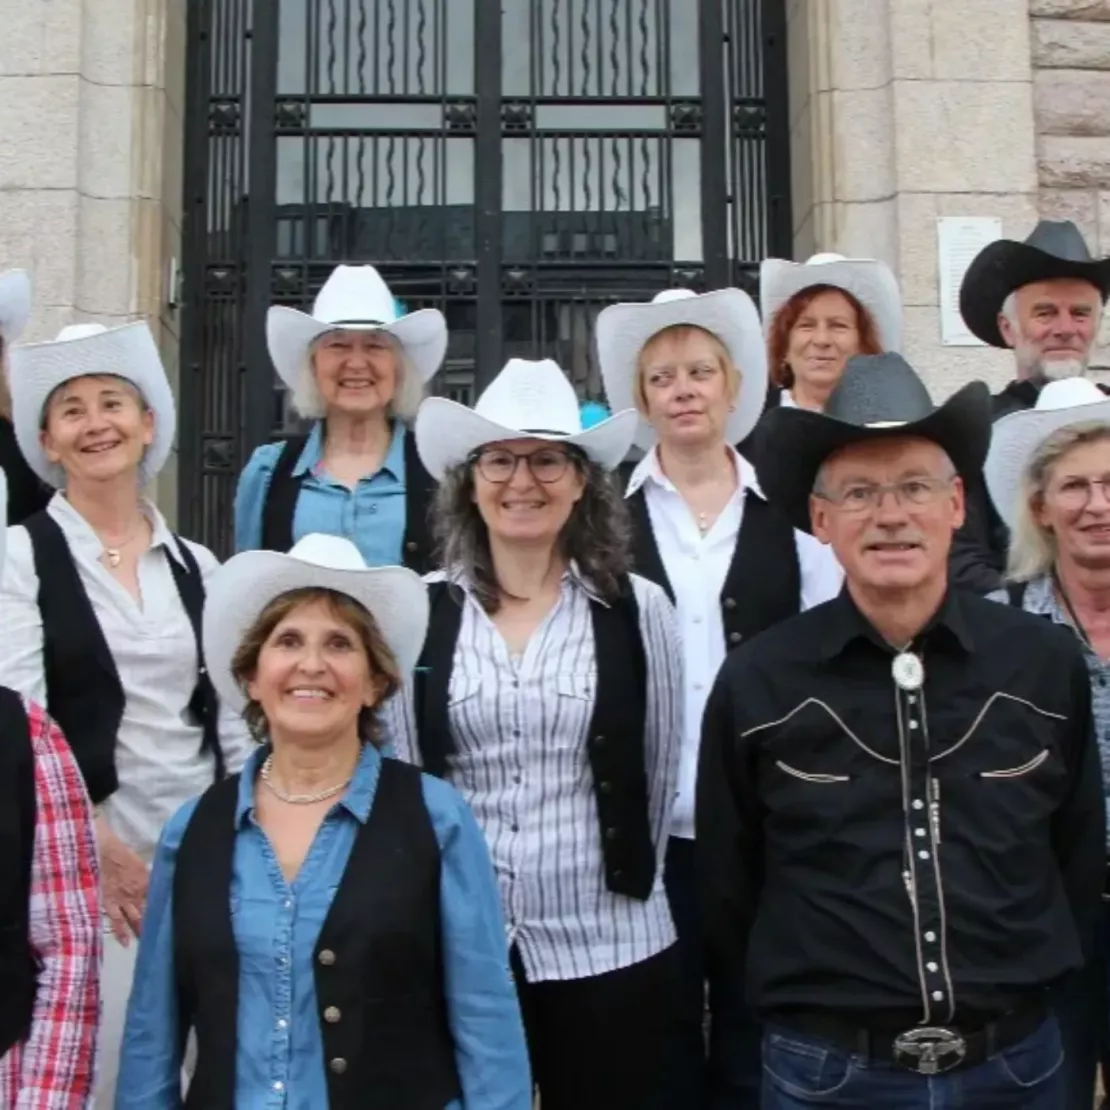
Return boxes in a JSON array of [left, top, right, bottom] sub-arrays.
[[115, 745, 532, 1110], [233, 421, 408, 565]]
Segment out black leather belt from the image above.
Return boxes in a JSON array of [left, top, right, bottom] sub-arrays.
[[771, 1000, 1047, 1076]]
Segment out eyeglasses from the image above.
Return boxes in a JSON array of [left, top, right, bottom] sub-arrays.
[[1050, 474, 1110, 510], [816, 476, 954, 515], [470, 445, 579, 485]]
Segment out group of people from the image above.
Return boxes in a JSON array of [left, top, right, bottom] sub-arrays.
[[0, 212, 1108, 1110]]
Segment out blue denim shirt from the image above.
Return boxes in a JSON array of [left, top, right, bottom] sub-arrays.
[[233, 421, 408, 565], [115, 745, 532, 1110]]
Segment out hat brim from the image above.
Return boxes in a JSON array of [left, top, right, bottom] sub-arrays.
[[202, 554, 430, 713], [754, 381, 993, 533], [9, 322, 176, 488], [266, 305, 448, 392], [0, 270, 32, 344], [595, 288, 769, 452], [959, 240, 1110, 348], [985, 399, 1110, 530], [414, 397, 639, 480], [759, 257, 903, 352]]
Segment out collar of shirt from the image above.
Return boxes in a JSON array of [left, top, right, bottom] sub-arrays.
[[815, 585, 976, 661], [296, 419, 407, 482], [432, 560, 609, 608], [624, 442, 764, 502], [46, 490, 188, 568], [234, 741, 383, 827]]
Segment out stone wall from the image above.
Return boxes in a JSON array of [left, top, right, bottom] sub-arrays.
[[1032, 0, 1110, 369], [0, 0, 184, 517]]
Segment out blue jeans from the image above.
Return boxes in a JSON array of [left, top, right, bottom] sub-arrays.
[[761, 1015, 1065, 1109], [663, 837, 762, 1109]]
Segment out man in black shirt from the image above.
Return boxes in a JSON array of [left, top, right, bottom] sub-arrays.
[[701, 352, 1104, 1108]]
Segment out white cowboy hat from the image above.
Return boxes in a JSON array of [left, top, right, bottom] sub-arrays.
[[415, 357, 638, 480], [0, 270, 32, 344], [202, 533, 430, 714], [595, 287, 769, 451], [266, 264, 448, 393], [985, 378, 1110, 530], [759, 252, 903, 352], [9, 321, 176, 488]]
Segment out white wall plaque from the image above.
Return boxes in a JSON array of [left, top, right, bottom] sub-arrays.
[[937, 216, 1003, 346]]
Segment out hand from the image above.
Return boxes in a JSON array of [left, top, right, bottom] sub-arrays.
[[95, 816, 149, 946]]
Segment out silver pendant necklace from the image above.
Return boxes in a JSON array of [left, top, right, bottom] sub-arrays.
[[260, 754, 352, 805]]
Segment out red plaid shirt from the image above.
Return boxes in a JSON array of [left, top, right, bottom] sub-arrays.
[[0, 699, 100, 1109]]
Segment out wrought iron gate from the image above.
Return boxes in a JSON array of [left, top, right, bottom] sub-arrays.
[[179, 0, 791, 553]]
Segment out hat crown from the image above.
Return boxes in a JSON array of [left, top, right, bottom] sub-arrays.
[[825, 353, 935, 427], [652, 288, 698, 305], [804, 251, 848, 266], [287, 533, 368, 572], [1024, 219, 1095, 265], [311, 265, 399, 326], [1034, 377, 1106, 411], [55, 323, 109, 342], [474, 358, 583, 435]]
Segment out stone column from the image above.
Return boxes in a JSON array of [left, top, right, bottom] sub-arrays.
[[1032, 0, 1110, 370], [789, 0, 1040, 397], [0, 0, 184, 517]]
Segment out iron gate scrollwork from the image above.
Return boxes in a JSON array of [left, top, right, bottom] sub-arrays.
[[179, 0, 791, 554]]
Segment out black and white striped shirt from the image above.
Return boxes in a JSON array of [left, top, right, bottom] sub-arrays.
[[381, 567, 683, 982]]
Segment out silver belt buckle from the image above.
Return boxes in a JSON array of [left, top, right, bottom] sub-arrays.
[[892, 1027, 967, 1075]]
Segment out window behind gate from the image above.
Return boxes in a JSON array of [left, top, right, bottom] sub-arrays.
[[180, 0, 791, 554]]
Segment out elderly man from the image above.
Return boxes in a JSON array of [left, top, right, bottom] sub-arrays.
[[700, 353, 1104, 1109], [951, 219, 1110, 593]]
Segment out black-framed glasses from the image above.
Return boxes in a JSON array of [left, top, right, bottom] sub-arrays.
[[815, 476, 954, 515], [469, 444, 580, 485]]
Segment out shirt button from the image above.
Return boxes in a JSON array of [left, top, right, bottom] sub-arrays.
[[273, 1081, 284, 1092], [277, 955, 288, 966], [912, 799, 924, 810], [511, 823, 520, 833], [918, 850, 930, 860], [927, 962, 939, 973], [368, 504, 378, 514], [283, 898, 293, 909], [925, 931, 937, 942], [276, 1018, 288, 1030], [318, 949, 336, 966], [932, 990, 944, 1002], [329, 1058, 348, 1075], [909, 720, 919, 730], [915, 828, 926, 838]]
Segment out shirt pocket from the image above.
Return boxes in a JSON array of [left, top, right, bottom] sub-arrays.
[[447, 673, 482, 708], [556, 673, 594, 702]]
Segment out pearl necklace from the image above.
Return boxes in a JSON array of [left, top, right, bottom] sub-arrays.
[[260, 755, 352, 805]]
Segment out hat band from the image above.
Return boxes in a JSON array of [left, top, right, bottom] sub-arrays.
[[325, 318, 389, 327]]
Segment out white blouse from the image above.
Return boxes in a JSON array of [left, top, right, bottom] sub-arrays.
[[0, 494, 252, 862]]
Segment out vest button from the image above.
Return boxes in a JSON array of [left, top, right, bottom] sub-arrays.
[[318, 949, 336, 966], [723, 597, 737, 610], [604, 826, 618, 841], [598, 780, 612, 794], [323, 1006, 341, 1023], [406, 540, 417, 552], [729, 632, 743, 645], [592, 734, 605, 748], [329, 1057, 348, 1075]]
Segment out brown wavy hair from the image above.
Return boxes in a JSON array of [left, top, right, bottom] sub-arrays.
[[432, 449, 632, 614], [767, 284, 883, 389], [230, 586, 401, 747]]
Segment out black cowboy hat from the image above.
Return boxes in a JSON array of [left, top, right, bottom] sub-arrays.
[[753, 353, 992, 533], [958, 219, 1110, 348]]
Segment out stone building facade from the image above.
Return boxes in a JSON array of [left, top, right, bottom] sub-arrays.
[[2, 1, 1110, 517]]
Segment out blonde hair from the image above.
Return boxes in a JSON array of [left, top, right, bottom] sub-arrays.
[[1008, 421, 1110, 582], [0, 337, 10, 421], [291, 333, 425, 421], [633, 324, 740, 415]]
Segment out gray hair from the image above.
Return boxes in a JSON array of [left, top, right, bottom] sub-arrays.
[[1008, 420, 1110, 582], [431, 454, 632, 613], [1000, 289, 1104, 333], [290, 333, 425, 421]]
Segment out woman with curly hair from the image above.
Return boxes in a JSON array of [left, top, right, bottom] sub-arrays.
[[381, 357, 684, 1110]]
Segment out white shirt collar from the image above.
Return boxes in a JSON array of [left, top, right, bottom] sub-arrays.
[[47, 491, 188, 567], [434, 559, 608, 608], [624, 443, 766, 502]]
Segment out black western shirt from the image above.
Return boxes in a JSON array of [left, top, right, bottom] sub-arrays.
[[696, 587, 1104, 1026]]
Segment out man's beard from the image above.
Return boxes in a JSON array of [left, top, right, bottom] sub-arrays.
[[1040, 356, 1088, 381]]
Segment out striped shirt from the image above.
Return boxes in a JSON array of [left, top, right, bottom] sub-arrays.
[[381, 567, 683, 983]]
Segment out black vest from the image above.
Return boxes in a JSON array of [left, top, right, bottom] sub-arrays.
[[24, 512, 224, 806], [626, 489, 801, 647], [414, 577, 657, 901], [173, 756, 461, 1110], [0, 688, 38, 1057], [259, 426, 436, 573]]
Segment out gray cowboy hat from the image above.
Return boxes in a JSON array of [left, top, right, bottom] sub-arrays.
[[754, 353, 992, 533], [958, 219, 1110, 349]]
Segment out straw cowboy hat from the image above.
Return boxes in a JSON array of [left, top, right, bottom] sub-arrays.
[[959, 220, 1110, 349], [755, 352, 991, 533], [595, 287, 768, 452], [202, 533, 430, 713], [759, 252, 903, 353], [415, 357, 638, 480], [9, 321, 176, 489], [266, 264, 448, 393], [984, 377, 1110, 531], [0, 270, 32, 345]]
